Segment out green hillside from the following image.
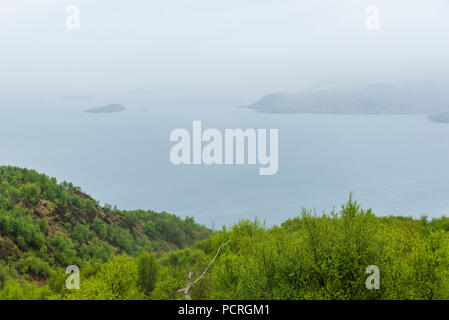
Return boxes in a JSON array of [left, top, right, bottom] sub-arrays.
[[0, 166, 210, 298], [1, 166, 449, 300]]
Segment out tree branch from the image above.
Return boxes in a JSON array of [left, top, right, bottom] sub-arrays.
[[177, 239, 231, 300]]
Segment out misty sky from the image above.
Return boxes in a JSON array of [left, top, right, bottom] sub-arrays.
[[1, 0, 448, 100]]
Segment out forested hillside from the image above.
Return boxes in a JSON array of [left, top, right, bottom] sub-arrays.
[[0, 166, 210, 298], [1, 166, 448, 300]]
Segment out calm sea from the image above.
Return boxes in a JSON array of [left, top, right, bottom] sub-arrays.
[[1, 94, 448, 227]]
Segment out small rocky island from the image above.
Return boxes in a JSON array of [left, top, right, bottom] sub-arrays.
[[84, 103, 127, 114], [428, 112, 449, 123]]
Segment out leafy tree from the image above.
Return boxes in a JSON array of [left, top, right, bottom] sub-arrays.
[[137, 253, 159, 295], [68, 255, 143, 300]]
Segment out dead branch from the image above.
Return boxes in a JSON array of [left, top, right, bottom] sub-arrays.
[[177, 239, 231, 300]]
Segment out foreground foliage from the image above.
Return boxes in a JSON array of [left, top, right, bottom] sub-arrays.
[[1, 166, 449, 299]]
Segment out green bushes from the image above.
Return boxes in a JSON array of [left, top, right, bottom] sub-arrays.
[[68, 255, 143, 300], [15, 254, 51, 278], [0, 263, 8, 289], [0, 279, 51, 300], [52, 233, 77, 266], [152, 197, 449, 300], [137, 253, 159, 295]]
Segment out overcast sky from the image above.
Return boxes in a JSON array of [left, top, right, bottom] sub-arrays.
[[0, 0, 448, 99]]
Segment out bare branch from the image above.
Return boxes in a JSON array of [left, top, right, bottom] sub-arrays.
[[192, 239, 231, 286], [177, 240, 231, 300]]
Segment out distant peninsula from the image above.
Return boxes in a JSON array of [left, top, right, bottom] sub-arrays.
[[428, 112, 449, 123], [242, 83, 449, 121], [84, 103, 127, 114]]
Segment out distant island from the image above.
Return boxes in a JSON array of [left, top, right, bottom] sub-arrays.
[[84, 103, 127, 114], [428, 112, 449, 123], [242, 82, 449, 122]]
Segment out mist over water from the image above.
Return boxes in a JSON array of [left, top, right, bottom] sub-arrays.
[[1, 94, 448, 227]]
